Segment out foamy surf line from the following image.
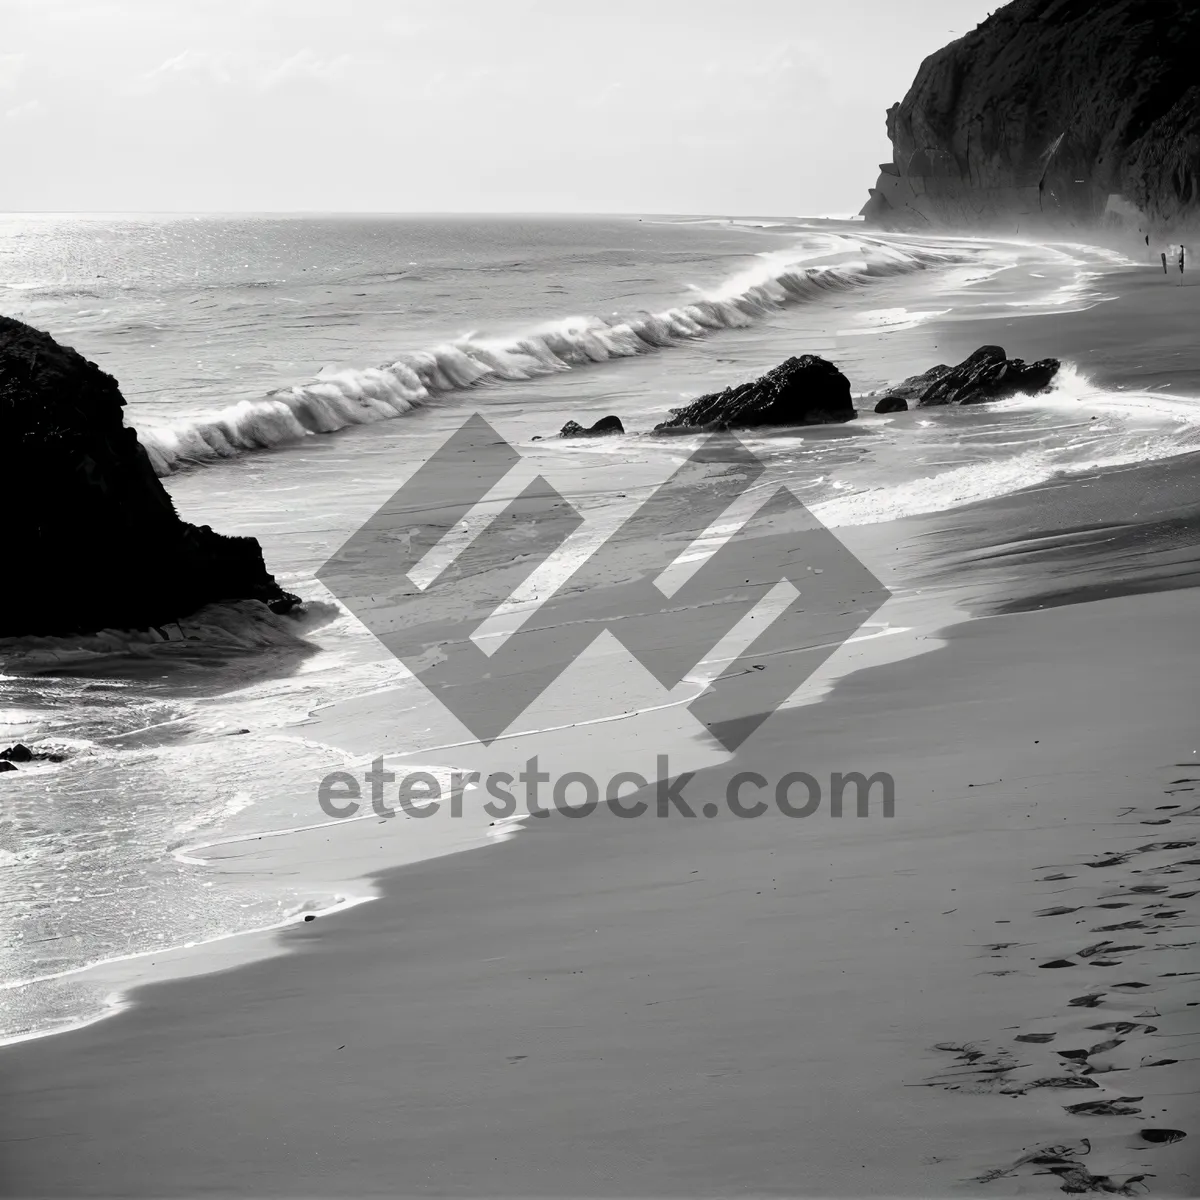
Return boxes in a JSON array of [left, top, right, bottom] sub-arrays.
[[817, 365, 1200, 527], [0, 892, 374, 1049], [137, 236, 976, 476]]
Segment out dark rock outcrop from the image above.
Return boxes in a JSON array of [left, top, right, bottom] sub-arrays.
[[873, 365, 952, 412], [1, 743, 64, 763], [871, 346, 1060, 409], [559, 415, 624, 438], [654, 355, 856, 432], [861, 0, 1200, 231], [918, 347, 1060, 406], [0, 316, 299, 638], [0, 761, 16, 773]]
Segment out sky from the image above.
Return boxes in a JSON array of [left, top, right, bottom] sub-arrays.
[[1, 0, 999, 214]]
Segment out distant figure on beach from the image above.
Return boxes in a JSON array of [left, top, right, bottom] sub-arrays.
[[1180, 245, 1186, 277], [1162, 251, 1168, 273]]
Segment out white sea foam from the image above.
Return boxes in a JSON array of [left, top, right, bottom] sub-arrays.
[[815, 365, 1200, 528], [137, 237, 976, 476]]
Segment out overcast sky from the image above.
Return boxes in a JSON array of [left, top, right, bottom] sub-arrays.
[[2, 0, 997, 214]]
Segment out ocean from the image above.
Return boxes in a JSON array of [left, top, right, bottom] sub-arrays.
[[3, 213, 1199, 1045]]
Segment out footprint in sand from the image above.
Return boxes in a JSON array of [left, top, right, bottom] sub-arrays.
[[1065, 1097, 1143, 1116], [1088, 1021, 1156, 1034], [1040, 959, 1078, 968], [1069, 994, 1106, 1007], [1027, 1076, 1099, 1090], [978, 1140, 1150, 1194], [1139, 1128, 1187, 1144], [1014, 1032, 1057, 1043], [1034, 905, 1080, 916], [1057, 1039, 1124, 1064], [1042, 1164, 1147, 1193]]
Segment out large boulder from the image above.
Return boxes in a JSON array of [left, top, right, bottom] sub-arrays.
[[654, 355, 856, 432], [0, 316, 299, 637], [861, 0, 1200, 231], [871, 346, 1059, 410]]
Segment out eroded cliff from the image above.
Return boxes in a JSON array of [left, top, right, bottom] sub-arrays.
[[862, 0, 1200, 231]]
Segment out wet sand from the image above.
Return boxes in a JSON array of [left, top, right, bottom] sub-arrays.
[[889, 254, 1200, 393], [3, 443, 1200, 1195]]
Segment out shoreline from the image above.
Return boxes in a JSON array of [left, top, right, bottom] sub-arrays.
[[6, 236, 1200, 1051], [4, 542, 1199, 1193], [5, 225, 1200, 1195], [0, 516, 966, 1050], [4, 442, 1200, 1192]]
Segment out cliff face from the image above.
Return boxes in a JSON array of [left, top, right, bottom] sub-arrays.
[[0, 317, 297, 637], [862, 0, 1200, 231]]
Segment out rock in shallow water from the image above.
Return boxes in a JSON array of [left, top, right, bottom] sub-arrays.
[[559, 415, 624, 438], [0, 316, 300, 637], [1, 743, 65, 763], [654, 355, 856, 431], [871, 346, 1059, 411]]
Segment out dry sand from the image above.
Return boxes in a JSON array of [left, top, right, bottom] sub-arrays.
[[3, 444, 1200, 1196]]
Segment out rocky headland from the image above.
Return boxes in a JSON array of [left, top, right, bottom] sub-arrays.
[[0, 317, 298, 638], [861, 0, 1200, 233]]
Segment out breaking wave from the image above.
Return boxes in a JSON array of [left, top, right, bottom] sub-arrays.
[[137, 237, 976, 476]]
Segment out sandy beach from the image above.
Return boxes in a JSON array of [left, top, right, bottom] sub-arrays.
[[11, 0, 1200, 1192], [4, 406, 1200, 1195]]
